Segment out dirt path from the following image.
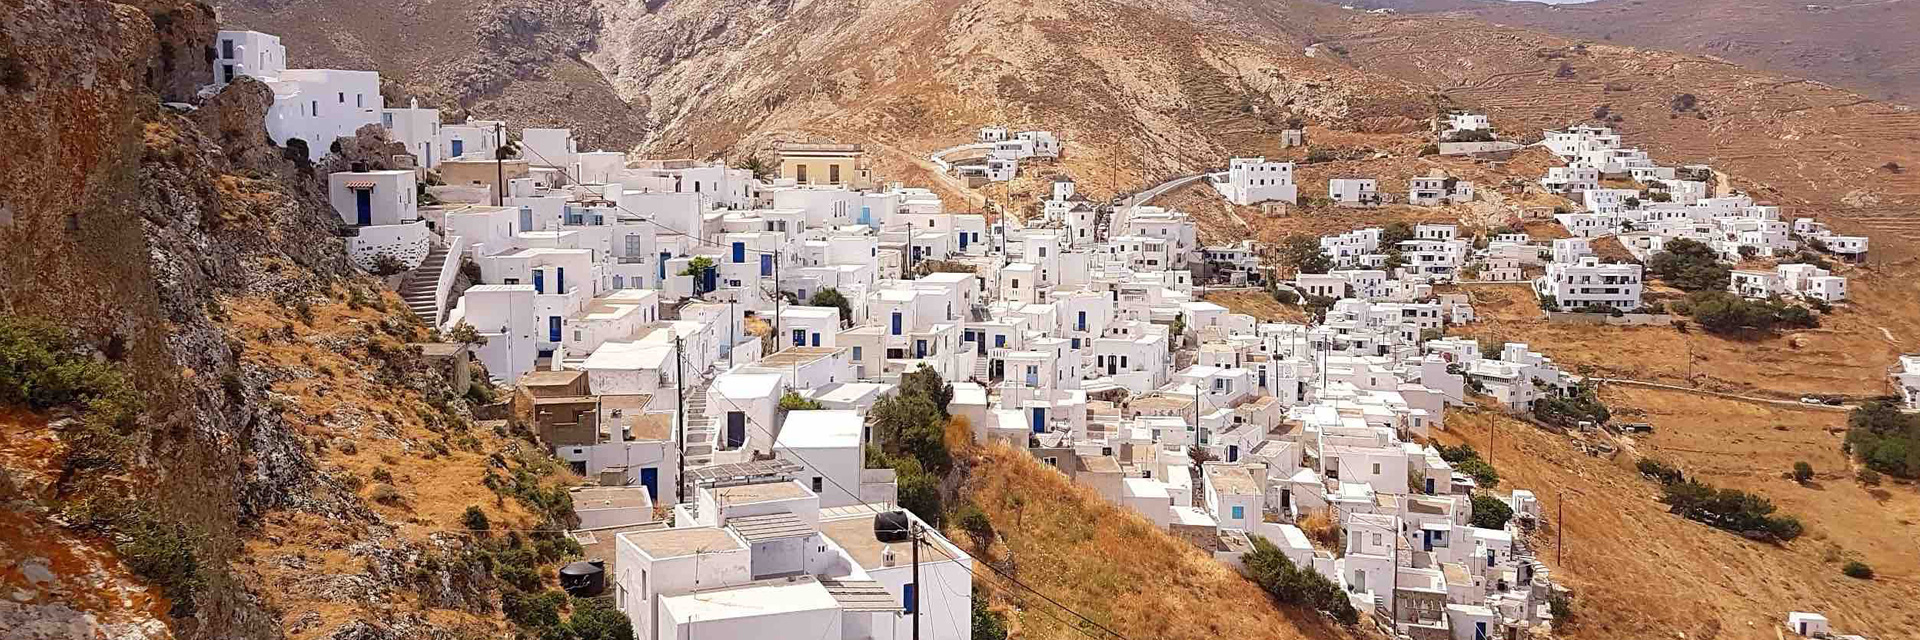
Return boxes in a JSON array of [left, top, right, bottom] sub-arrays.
[[1589, 376, 1854, 411]]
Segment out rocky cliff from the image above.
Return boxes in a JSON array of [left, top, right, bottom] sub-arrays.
[[1, 3, 582, 639]]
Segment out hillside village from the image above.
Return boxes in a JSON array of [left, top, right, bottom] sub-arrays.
[[105, 25, 1909, 640]]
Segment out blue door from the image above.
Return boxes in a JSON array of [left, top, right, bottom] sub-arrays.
[[811, 333, 822, 347], [451, 139, 464, 157], [1227, 444, 1239, 463], [548, 316, 561, 343], [793, 329, 806, 348], [354, 189, 372, 226], [1474, 622, 1486, 640], [658, 252, 670, 282], [726, 412, 747, 449], [761, 254, 773, 277], [533, 270, 545, 294], [959, 231, 969, 250], [1425, 478, 1436, 494], [1077, 311, 1087, 332], [555, 267, 566, 294], [640, 468, 658, 502], [1025, 366, 1038, 386], [1423, 531, 1433, 552], [915, 340, 927, 358], [732, 242, 746, 263], [1030, 407, 1046, 433], [890, 312, 902, 335]]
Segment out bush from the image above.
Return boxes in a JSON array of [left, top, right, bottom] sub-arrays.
[[1636, 458, 1686, 485], [1842, 561, 1874, 579], [120, 516, 204, 617], [1857, 468, 1882, 485], [778, 391, 824, 411], [972, 586, 1009, 640], [1646, 239, 1730, 292], [955, 503, 996, 551], [369, 254, 408, 277], [807, 288, 855, 327], [1243, 535, 1360, 625], [1844, 401, 1920, 478], [1444, 129, 1495, 143], [1438, 444, 1500, 489], [1533, 384, 1610, 429], [1279, 235, 1332, 275], [1677, 291, 1818, 334], [1792, 461, 1814, 484], [1470, 495, 1515, 530], [1660, 480, 1803, 542], [569, 596, 636, 640], [1548, 590, 1575, 625], [369, 484, 405, 506], [462, 506, 491, 532], [0, 317, 141, 470]]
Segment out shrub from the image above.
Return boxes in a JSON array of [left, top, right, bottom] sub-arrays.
[[1659, 480, 1803, 542], [778, 391, 824, 411], [371, 467, 394, 484], [462, 506, 491, 532], [1844, 401, 1920, 478], [955, 503, 996, 551], [1857, 468, 1881, 485], [807, 288, 855, 327], [1792, 461, 1814, 484], [1548, 590, 1575, 625], [971, 585, 1009, 640], [1636, 458, 1686, 485], [1677, 291, 1818, 334], [1438, 444, 1500, 489], [369, 254, 408, 277], [1444, 129, 1495, 143], [1243, 535, 1360, 625], [0, 317, 142, 470], [1470, 495, 1515, 530], [119, 516, 204, 617], [1646, 239, 1730, 292], [1842, 561, 1874, 579], [369, 484, 405, 506], [1279, 235, 1332, 275], [569, 596, 636, 640], [1533, 384, 1610, 429]]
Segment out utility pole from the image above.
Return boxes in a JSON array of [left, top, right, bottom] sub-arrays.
[[1557, 491, 1566, 567], [494, 122, 506, 206], [911, 521, 922, 640], [728, 298, 736, 369], [675, 335, 686, 506], [905, 221, 914, 280], [772, 249, 782, 355]]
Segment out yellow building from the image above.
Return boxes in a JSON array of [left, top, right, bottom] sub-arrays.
[[775, 142, 870, 188]]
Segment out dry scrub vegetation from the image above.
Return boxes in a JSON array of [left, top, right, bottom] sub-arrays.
[[958, 444, 1353, 640]]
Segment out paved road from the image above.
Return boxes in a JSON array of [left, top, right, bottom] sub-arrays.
[[1118, 173, 1210, 209]]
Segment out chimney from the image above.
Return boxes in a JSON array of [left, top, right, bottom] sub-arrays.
[[880, 545, 897, 567]]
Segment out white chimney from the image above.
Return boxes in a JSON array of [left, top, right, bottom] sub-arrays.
[[881, 545, 897, 567]]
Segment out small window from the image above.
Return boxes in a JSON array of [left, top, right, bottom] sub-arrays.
[[337, 92, 345, 103], [812, 477, 823, 493]]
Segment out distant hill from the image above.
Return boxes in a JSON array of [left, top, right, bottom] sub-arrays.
[[1343, 0, 1920, 105]]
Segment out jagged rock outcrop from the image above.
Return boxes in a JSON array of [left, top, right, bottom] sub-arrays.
[[3, 2, 533, 639]]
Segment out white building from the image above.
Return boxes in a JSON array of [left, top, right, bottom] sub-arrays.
[[1535, 257, 1642, 310], [216, 31, 383, 162], [1214, 157, 1298, 206], [1329, 179, 1383, 208]]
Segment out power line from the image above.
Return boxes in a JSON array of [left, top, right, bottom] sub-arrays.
[[685, 361, 1133, 640], [505, 130, 1128, 640]]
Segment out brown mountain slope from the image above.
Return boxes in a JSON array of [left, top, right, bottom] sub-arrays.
[[1349, 0, 1920, 105], [958, 444, 1352, 640], [214, 0, 648, 149]]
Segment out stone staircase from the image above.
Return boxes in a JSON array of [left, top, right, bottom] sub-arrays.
[[400, 243, 451, 326], [970, 352, 991, 383], [682, 382, 717, 466]]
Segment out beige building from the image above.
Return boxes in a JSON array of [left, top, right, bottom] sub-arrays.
[[439, 157, 531, 202], [775, 142, 870, 188]]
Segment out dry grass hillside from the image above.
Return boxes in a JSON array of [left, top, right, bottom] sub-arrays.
[[1359, 0, 1920, 105], [955, 445, 1353, 640], [1434, 408, 1920, 639]]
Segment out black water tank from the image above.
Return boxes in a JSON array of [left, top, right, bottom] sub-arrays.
[[560, 560, 606, 597], [874, 511, 913, 543], [349, 161, 370, 173]]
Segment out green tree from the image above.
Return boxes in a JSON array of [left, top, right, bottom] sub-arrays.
[[971, 585, 1009, 640], [679, 257, 718, 295], [1844, 401, 1920, 478], [1470, 495, 1515, 529], [1792, 461, 1814, 484], [1279, 235, 1333, 275], [462, 505, 492, 532], [568, 596, 636, 640], [898, 365, 954, 419], [807, 288, 854, 327], [1843, 561, 1875, 579], [778, 391, 824, 411], [1242, 535, 1360, 625], [1379, 221, 1415, 247], [1646, 238, 1730, 292]]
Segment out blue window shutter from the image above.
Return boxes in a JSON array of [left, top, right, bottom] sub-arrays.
[[891, 313, 902, 335], [761, 254, 773, 277], [852, 346, 863, 360], [533, 270, 545, 294], [904, 583, 917, 614], [793, 329, 806, 347], [812, 333, 821, 347], [556, 267, 566, 294], [1232, 506, 1244, 520], [732, 242, 745, 263]]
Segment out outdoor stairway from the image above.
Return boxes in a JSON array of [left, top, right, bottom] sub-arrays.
[[970, 352, 991, 383], [682, 383, 717, 466], [400, 244, 450, 326]]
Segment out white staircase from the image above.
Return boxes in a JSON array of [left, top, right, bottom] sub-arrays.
[[970, 353, 991, 383], [682, 383, 717, 466], [401, 243, 451, 325]]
